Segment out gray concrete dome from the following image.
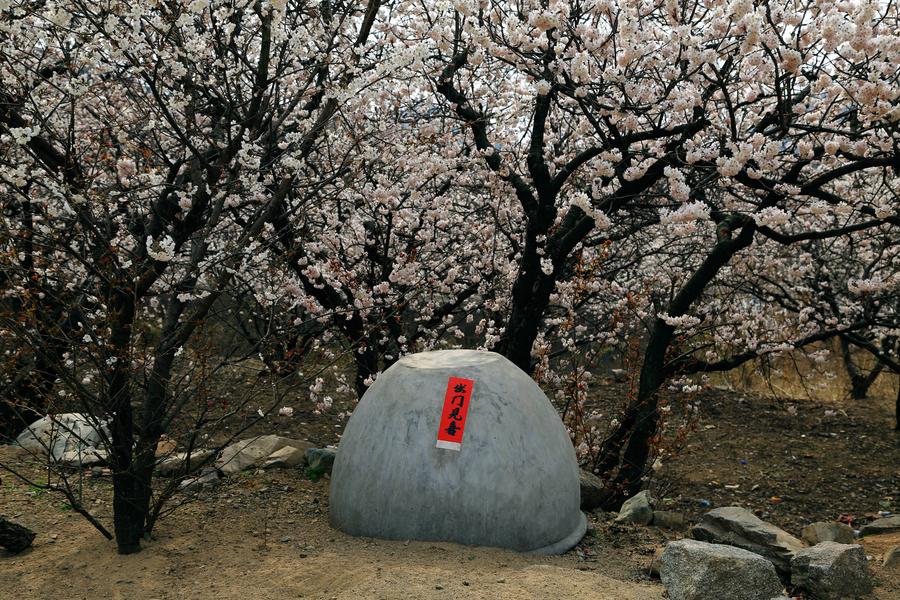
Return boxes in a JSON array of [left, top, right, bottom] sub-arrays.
[[329, 349, 586, 554]]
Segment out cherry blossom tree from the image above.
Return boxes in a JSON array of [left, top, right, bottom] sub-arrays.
[[423, 0, 899, 504], [2, 0, 898, 543], [1, 0, 387, 553]]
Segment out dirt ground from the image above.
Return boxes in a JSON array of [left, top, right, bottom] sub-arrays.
[[1, 384, 899, 599]]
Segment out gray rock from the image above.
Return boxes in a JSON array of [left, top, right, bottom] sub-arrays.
[[59, 447, 108, 467], [305, 447, 336, 477], [791, 542, 872, 599], [859, 515, 900, 537], [801, 521, 855, 545], [329, 350, 586, 555], [659, 539, 784, 600], [178, 467, 220, 493], [155, 449, 215, 477], [653, 510, 688, 530], [615, 490, 654, 525], [216, 435, 311, 475], [16, 414, 110, 466], [692, 506, 805, 577], [649, 547, 664, 578], [264, 445, 310, 469], [883, 545, 900, 569], [579, 469, 606, 511]]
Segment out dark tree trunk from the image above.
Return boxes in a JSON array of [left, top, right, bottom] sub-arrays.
[[0, 516, 36, 553], [595, 219, 755, 509], [106, 287, 144, 554], [840, 336, 883, 400], [895, 375, 899, 431], [493, 231, 559, 374]]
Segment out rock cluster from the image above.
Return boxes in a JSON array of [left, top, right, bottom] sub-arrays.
[[11, 415, 333, 485], [692, 506, 805, 577], [656, 506, 877, 600]]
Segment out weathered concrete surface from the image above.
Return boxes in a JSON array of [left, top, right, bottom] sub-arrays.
[[330, 350, 585, 554]]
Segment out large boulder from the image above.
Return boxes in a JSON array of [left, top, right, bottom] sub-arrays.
[[16, 414, 110, 466], [330, 350, 586, 554], [692, 506, 805, 577], [659, 539, 784, 600], [801, 521, 855, 545], [859, 515, 900, 537], [790, 542, 873, 599], [215, 435, 312, 475], [615, 490, 654, 525]]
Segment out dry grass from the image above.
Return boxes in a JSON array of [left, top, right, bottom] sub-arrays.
[[709, 339, 898, 405]]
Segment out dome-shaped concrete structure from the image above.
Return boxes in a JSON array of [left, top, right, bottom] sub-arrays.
[[329, 349, 586, 554]]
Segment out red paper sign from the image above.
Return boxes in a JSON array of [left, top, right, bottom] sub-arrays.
[[435, 376, 475, 451]]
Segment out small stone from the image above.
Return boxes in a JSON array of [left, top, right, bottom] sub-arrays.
[[434, 584, 443, 590], [155, 449, 215, 477], [216, 435, 314, 475], [801, 522, 855, 545], [178, 467, 220, 492], [496, 578, 505, 584], [579, 469, 606, 511], [155, 435, 177, 457], [649, 547, 664, 578], [791, 542, 872, 600], [859, 515, 900, 537], [305, 447, 336, 477], [659, 539, 784, 600], [882, 545, 900, 569], [652, 511, 687, 530], [615, 490, 654, 525], [264, 446, 307, 469]]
